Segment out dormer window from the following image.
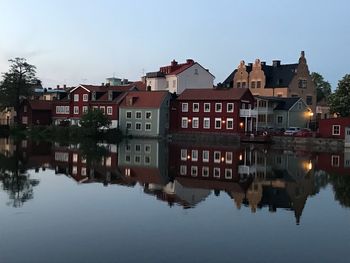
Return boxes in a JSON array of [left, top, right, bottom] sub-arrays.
[[194, 68, 198, 75], [74, 94, 79, 102]]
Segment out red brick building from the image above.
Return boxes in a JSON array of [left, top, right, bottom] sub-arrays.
[[52, 82, 145, 127], [318, 117, 350, 139], [170, 88, 256, 134]]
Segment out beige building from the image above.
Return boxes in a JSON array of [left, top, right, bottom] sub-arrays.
[[223, 51, 316, 113]]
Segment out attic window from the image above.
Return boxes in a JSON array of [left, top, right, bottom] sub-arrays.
[[194, 69, 198, 75]]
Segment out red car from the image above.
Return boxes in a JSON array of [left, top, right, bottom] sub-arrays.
[[294, 128, 313, 137]]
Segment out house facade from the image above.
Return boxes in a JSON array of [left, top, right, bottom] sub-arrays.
[[18, 100, 53, 126], [52, 83, 143, 127], [170, 88, 256, 134], [118, 91, 171, 137], [145, 59, 215, 94], [318, 117, 350, 139], [255, 96, 312, 130], [222, 51, 316, 113]]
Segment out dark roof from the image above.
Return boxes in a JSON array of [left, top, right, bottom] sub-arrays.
[[274, 97, 301, 110], [146, 71, 165, 78], [222, 63, 298, 88], [28, 100, 53, 110], [177, 88, 250, 101], [120, 91, 169, 108]]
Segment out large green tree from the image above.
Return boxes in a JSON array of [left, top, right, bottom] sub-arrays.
[[80, 109, 111, 136], [329, 74, 350, 117], [311, 72, 332, 103], [0, 58, 40, 124]]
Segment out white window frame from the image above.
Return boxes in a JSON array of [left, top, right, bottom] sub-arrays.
[[82, 106, 88, 114], [181, 149, 187, 161], [145, 123, 151, 131], [192, 117, 199, 128], [107, 106, 113, 115], [331, 155, 340, 167], [213, 167, 220, 178], [125, 144, 131, 152], [135, 122, 142, 131], [181, 117, 188, 128], [215, 103, 222, 113], [144, 156, 151, 165], [74, 94, 79, 102], [193, 103, 199, 112], [225, 169, 233, 179], [226, 152, 233, 164], [72, 166, 77, 175], [126, 122, 132, 130], [214, 151, 221, 163], [144, 144, 151, 153], [180, 165, 187, 175], [202, 150, 209, 162], [145, 111, 152, 120], [73, 153, 78, 163], [191, 166, 198, 177], [203, 118, 210, 129], [134, 155, 141, 164], [135, 111, 142, 119], [99, 106, 105, 114], [126, 111, 132, 119], [74, 106, 79, 115], [204, 103, 210, 112], [81, 167, 87, 176], [182, 103, 188, 112], [226, 118, 234, 130], [202, 166, 209, 177], [332, 125, 340, 135], [215, 118, 222, 129], [192, 150, 198, 162], [83, 94, 88, 102], [135, 144, 141, 152], [227, 103, 234, 113], [65, 106, 70, 114]]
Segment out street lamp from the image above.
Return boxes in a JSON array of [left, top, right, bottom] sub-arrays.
[[308, 111, 314, 129]]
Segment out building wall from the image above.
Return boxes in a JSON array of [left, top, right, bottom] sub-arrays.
[[176, 64, 214, 94], [0, 108, 16, 125], [147, 77, 167, 91], [318, 117, 350, 139]]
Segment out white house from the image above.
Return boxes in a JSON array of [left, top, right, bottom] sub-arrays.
[[145, 59, 215, 94]]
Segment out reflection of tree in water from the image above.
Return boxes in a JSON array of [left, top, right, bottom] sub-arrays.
[[78, 139, 109, 166], [329, 173, 350, 208], [0, 142, 40, 207]]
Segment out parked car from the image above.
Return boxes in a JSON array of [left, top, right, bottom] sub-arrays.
[[294, 128, 313, 137], [284, 127, 301, 136]]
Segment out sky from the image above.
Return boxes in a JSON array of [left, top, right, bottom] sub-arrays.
[[0, 0, 349, 89]]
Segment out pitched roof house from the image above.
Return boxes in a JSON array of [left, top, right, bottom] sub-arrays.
[[145, 59, 215, 94]]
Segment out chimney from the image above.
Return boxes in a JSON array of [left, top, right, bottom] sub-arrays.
[[63, 84, 66, 89], [272, 60, 281, 67], [171, 59, 178, 67], [248, 63, 253, 67], [261, 61, 266, 66], [101, 83, 105, 86], [186, 59, 194, 64], [301, 50, 305, 58], [57, 85, 60, 89]]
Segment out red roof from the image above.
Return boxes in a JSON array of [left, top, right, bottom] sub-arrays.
[[177, 88, 250, 101], [69, 82, 144, 93], [28, 100, 53, 110], [120, 91, 169, 108], [159, 59, 195, 75]]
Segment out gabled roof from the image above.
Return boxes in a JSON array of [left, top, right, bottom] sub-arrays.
[[26, 100, 53, 110], [177, 88, 251, 101], [273, 97, 303, 111], [69, 82, 143, 93], [120, 91, 169, 108]]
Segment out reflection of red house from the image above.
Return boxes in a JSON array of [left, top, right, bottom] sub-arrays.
[[18, 100, 53, 126], [318, 117, 350, 139], [316, 152, 350, 176]]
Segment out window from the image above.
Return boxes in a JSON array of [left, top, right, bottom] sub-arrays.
[[65, 106, 70, 114], [257, 81, 261, 88], [331, 155, 340, 167], [192, 117, 199, 128], [181, 117, 188, 128], [83, 106, 88, 113], [215, 103, 222, 112], [194, 68, 198, 75], [125, 144, 131, 152], [22, 116, 28, 124], [134, 155, 141, 164], [93, 106, 98, 111], [135, 122, 142, 130], [135, 144, 141, 152], [126, 122, 132, 130], [125, 155, 131, 163], [100, 106, 105, 114], [74, 106, 79, 115], [227, 103, 234, 113], [81, 167, 87, 176], [145, 144, 151, 153], [251, 81, 256, 89], [74, 94, 79, 102], [203, 150, 209, 162], [213, 167, 220, 178], [203, 118, 210, 129], [181, 149, 188, 161], [214, 151, 221, 163], [202, 167, 209, 177], [226, 152, 233, 164], [180, 165, 187, 175], [144, 156, 151, 165], [306, 96, 313, 105], [135, 111, 142, 119], [73, 153, 78, 163], [23, 105, 27, 113], [193, 103, 199, 112], [83, 94, 88, 101], [146, 111, 152, 119], [225, 169, 233, 179], [237, 82, 241, 88], [242, 82, 246, 88], [145, 123, 151, 131], [215, 118, 222, 129], [192, 150, 198, 161], [298, 79, 307, 89], [107, 107, 112, 115], [332, 125, 340, 135], [126, 111, 132, 119], [297, 102, 302, 110], [182, 103, 188, 112], [227, 118, 233, 129], [72, 166, 77, 175], [191, 166, 198, 177], [277, 116, 283, 124], [258, 100, 266, 108], [204, 103, 210, 112]]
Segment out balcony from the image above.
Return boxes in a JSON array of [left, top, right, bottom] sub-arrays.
[[240, 109, 258, 117], [238, 165, 256, 175]]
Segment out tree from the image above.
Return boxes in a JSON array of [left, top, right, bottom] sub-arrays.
[[80, 109, 111, 136], [311, 72, 331, 102], [0, 58, 40, 124], [329, 74, 350, 117]]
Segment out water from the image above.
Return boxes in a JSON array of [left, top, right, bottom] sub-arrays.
[[0, 138, 349, 263]]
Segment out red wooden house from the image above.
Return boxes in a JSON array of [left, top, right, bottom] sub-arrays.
[[170, 88, 256, 134], [318, 117, 350, 139], [52, 82, 145, 127], [18, 100, 53, 126]]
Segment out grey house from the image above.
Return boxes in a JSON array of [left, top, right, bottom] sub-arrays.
[[119, 91, 171, 137], [256, 96, 311, 130]]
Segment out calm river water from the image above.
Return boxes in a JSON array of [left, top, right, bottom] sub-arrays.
[[0, 138, 349, 263]]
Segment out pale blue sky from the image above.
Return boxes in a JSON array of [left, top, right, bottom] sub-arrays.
[[0, 0, 349, 88]]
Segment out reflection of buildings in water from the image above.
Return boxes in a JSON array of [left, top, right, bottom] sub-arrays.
[[316, 150, 350, 176], [0, 137, 16, 157]]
